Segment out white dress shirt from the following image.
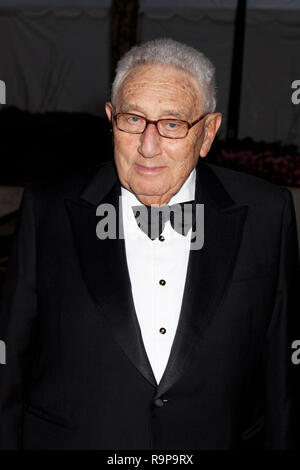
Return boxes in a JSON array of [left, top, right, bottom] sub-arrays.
[[121, 169, 196, 384]]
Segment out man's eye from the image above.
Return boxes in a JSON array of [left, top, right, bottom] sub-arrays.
[[128, 116, 141, 123], [167, 122, 178, 129], [165, 121, 183, 130]]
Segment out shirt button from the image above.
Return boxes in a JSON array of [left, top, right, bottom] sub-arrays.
[[159, 327, 166, 334], [159, 235, 165, 242], [159, 279, 166, 286], [153, 398, 168, 407]]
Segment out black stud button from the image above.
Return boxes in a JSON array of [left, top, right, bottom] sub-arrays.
[[159, 235, 165, 242], [159, 279, 166, 286], [159, 327, 166, 335]]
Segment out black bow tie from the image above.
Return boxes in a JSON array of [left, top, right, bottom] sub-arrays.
[[131, 200, 195, 240]]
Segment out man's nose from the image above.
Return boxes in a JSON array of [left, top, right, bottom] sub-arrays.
[[138, 123, 161, 158]]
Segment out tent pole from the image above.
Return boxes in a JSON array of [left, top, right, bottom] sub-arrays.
[[226, 0, 248, 141], [110, 0, 140, 85]]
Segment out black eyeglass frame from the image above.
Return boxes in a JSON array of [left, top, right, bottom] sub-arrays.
[[112, 112, 207, 139]]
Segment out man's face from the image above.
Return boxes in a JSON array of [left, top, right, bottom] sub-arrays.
[[106, 64, 221, 206]]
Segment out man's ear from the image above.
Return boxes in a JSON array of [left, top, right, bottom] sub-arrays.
[[105, 102, 113, 123], [199, 112, 222, 158]]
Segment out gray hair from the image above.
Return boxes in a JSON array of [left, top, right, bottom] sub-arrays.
[[111, 38, 217, 113]]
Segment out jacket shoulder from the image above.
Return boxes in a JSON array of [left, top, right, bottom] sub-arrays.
[[205, 163, 290, 208], [24, 160, 115, 203]]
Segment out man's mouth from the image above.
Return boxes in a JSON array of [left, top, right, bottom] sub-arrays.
[[134, 163, 167, 174]]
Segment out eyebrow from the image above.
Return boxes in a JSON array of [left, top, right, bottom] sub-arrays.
[[119, 104, 188, 120]]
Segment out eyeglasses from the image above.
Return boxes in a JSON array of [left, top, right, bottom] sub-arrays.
[[113, 112, 207, 139]]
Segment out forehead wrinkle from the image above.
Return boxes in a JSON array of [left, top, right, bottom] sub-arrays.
[[119, 103, 146, 114], [119, 86, 195, 119], [124, 81, 197, 102]]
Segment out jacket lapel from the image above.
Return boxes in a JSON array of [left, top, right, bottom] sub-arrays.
[[155, 161, 248, 399], [65, 163, 157, 388]]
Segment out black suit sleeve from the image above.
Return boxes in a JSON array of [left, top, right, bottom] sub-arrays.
[[0, 184, 38, 449], [263, 188, 300, 449]]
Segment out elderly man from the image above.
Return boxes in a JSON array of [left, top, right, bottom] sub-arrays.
[[0, 38, 299, 450]]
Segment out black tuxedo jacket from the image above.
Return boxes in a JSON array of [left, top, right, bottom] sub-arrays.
[[0, 160, 299, 449]]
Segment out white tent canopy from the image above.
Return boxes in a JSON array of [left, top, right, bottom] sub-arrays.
[[0, 1, 110, 6], [0, 0, 111, 116]]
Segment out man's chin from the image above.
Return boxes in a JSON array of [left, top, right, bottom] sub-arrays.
[[128, 177, 168, 197], [130, 184, 167, 200]]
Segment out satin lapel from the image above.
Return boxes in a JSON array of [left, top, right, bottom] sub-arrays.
[[155, 162, 249, 399], [65, 164, 157, 388]]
